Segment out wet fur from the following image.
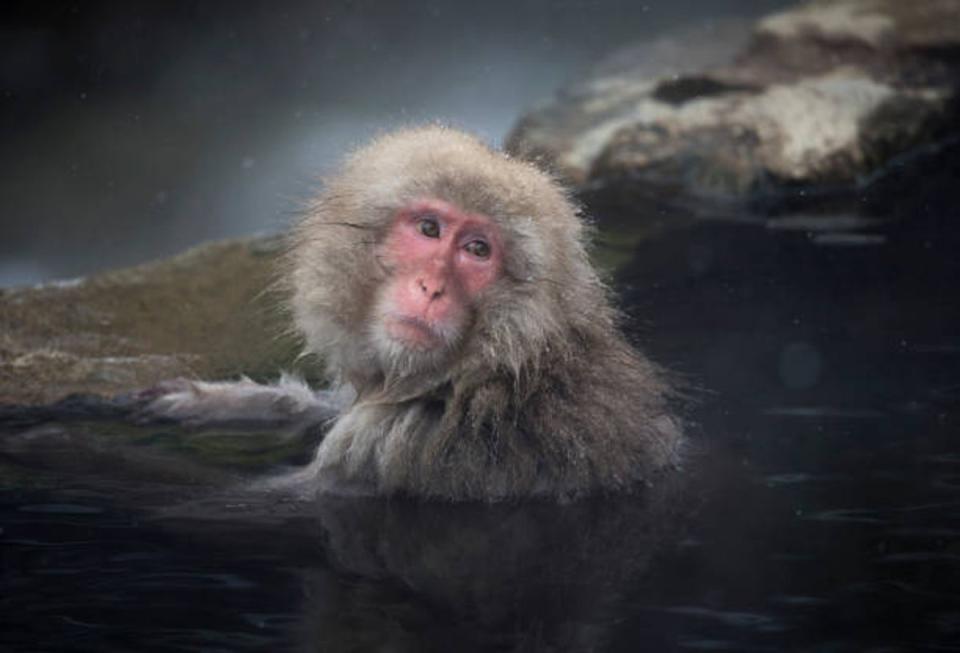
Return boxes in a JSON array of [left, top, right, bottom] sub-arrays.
[[283, 127, 684, 500]]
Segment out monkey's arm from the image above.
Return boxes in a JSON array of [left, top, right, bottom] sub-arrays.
[[141, 375, 346, 426]]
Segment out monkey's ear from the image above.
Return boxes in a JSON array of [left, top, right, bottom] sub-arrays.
[[495, 222, 546, 285]]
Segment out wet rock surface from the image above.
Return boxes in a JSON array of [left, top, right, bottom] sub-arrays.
[[0, 236, 300, 406], [507, 0, 960, 217]]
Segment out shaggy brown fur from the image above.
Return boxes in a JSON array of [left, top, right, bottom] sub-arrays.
[[283, 126, 683, 500]]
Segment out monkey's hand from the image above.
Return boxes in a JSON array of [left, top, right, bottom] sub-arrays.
[[138, 376, 344, 427]]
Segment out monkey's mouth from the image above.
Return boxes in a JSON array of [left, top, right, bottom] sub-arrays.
[[384, 314, 448, 350]]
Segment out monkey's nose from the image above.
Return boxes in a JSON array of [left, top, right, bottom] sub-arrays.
[[417, 277, 445, 300]]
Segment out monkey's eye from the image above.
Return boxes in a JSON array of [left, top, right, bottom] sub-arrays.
[[417, 215, 441, 238], [464, 239, 491, 259]]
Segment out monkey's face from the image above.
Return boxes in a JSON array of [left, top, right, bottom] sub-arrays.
[[372, 198, 503, 363]]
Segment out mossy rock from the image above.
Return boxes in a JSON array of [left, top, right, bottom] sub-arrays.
[[0, 236, 306, 405]]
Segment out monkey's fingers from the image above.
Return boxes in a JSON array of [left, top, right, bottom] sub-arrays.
[[136, 376, 340, 427], [135, 378, 212, 426]]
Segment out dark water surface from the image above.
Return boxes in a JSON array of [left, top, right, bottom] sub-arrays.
[[2, 203, 959, 651]]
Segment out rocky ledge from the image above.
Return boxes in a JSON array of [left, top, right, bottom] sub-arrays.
[[0, 237, 300, 406], [507, 0, 960, 218]]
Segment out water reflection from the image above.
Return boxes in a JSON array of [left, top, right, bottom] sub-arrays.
[[0, 455, 689, 652], [290, 491, 686, 652]]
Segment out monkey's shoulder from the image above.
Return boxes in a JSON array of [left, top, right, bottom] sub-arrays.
[[446, 348, 680, 456]]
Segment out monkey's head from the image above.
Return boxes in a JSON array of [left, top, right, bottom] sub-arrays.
[[290, 126, 613, 398]]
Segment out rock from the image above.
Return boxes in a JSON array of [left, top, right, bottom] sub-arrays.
[[507, 0, 960, 217], [0, 236, 303, 405]]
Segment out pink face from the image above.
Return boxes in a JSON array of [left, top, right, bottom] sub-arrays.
[[376, 199, 503, 352]]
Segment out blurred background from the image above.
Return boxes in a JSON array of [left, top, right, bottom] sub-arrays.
[[0, 0, 792, 286]]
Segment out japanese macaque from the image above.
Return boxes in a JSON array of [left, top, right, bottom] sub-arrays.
[[147, 126, 683, 500]]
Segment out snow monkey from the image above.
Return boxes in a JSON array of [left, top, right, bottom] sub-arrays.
[[147, 126, 684, 501]]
